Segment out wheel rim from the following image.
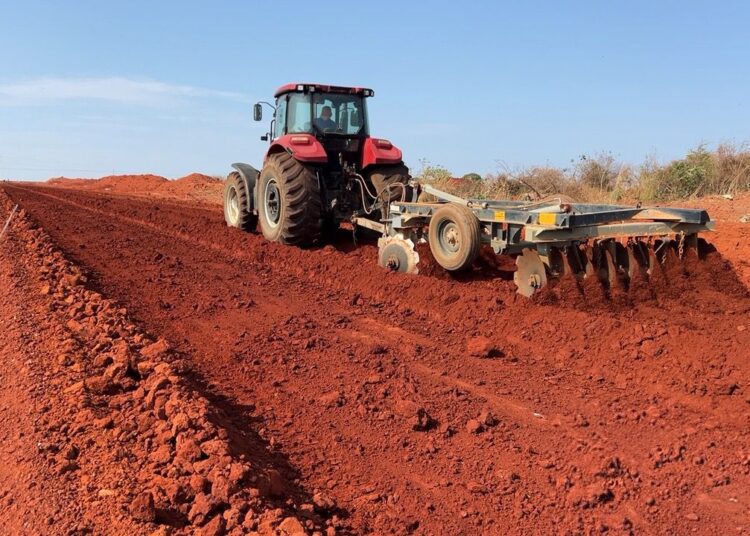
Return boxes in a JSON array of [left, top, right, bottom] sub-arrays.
[[438, 220, 461, 255], [227, 187, 240, 224], [264, 178, 281, 228]]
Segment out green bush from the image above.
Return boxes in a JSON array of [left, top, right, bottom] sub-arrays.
[[640, 146, 714, 200], [416, 159, 452, 182]]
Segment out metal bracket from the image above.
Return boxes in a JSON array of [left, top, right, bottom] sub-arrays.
[[351, 217, 386, 234]]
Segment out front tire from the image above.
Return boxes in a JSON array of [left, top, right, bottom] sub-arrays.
[[223, 171, 257, 230], [258, 153, 321, 246]]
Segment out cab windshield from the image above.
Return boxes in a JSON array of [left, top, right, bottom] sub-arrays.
[[283, 92, 368, 136]]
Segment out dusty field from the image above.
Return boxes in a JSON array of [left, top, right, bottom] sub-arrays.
[[1, 176, 749, 535]]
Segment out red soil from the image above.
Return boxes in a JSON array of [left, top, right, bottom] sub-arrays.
[[1, 178, 749, 535]]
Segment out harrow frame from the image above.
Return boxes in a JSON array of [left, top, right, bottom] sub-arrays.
[[385, 184, 713, 254], [355, 183, 715, 295]]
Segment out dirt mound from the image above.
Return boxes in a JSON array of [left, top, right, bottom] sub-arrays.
[[155, 173, 223, 201], [46, 172, 224, 204], [48, 176, 95, 188], [96, 174, 169, 193], [48, 174, 169, 194], [171, 172, 222, 189]]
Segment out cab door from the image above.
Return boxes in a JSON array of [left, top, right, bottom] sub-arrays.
[[273, 95, 287, 139]]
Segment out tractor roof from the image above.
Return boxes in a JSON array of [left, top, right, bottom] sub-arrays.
[[274, 83, 374, 98]]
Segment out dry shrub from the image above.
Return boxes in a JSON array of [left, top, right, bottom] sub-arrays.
[[415, 144, 750, 203], [712, 143, 750, 194], [638, 144, 750, 201]]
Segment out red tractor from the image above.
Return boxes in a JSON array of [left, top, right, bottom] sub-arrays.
[[223, 83, 410, 245]]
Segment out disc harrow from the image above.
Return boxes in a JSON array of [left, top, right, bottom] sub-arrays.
[[357, 183, 714, 297], [513, 236, 705, 296]]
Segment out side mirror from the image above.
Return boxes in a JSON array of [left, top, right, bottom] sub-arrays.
[[253, 103, 263, 121]]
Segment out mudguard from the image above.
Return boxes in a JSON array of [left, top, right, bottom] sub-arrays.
[[361, 138, 403, 169], [268, 134, 328, 163], [231, 163, 260, 213]]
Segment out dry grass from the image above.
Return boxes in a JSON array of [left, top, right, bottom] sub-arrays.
[[417, 144, 750, 204]]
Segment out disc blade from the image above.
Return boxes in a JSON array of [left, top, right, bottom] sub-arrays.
[[560, 249, 573, 277], [647, 244, 657, 276], [514, 248, 548, 297], [378, 237, 420, 275], [566, 245, 587, 279], [603, 249, 617, 288], [626, 243, 637, 280], [583, 244, 596, 278]]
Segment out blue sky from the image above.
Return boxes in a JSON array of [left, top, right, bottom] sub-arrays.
[[1, 0, 748, 180]]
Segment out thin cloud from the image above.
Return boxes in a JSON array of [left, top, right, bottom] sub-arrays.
[[0, 76, 249, 106]]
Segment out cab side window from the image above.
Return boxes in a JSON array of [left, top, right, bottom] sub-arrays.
[[274, 97, 287, 139]]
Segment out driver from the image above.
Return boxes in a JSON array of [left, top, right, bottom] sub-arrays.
[[314, 106, 337, 131]]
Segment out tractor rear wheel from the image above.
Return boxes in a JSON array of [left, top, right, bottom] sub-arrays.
[[223, 171, 257, 230], [258, 153, 321, 246], [428, 203, 481, 271], [367, 164, 410, 202]]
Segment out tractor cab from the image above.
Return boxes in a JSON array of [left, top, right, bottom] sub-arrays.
[[252, 83, 403, 196], [255, 84, 373, 142], [274, 84, 370, 139]]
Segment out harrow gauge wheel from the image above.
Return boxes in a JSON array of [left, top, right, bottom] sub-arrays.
[[427, 203, 481, 272], [378, 236, 420, 274]]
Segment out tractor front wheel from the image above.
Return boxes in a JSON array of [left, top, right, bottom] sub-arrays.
[[258, 153, 321, 246]]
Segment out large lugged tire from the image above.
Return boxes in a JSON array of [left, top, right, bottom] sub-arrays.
[[366, 164, 410, 201], [257, 153, 321, 246], [224, 171, 257, 230], [428, 203, 481, 271]]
